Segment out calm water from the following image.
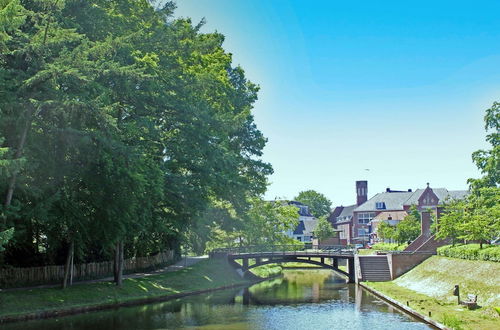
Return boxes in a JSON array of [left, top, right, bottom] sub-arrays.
[[3, 270, 430, 330]]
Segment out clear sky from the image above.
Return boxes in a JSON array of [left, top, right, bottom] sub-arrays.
[[174, 0, 500, 206]]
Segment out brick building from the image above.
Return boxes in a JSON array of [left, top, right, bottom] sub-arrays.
[[330, 182, 468, 245]]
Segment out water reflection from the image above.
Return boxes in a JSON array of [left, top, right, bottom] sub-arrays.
[[2, 270, 430, 330]]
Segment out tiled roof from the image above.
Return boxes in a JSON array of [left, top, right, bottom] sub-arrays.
[[339, 204, 357, 217], [404, 188, 469, 205], [293, 220, 305, 235], [354, 192, 413, 212], [303, 219, 318, 235], [354, 187, 470, 213], [288, 201, 314, 217]]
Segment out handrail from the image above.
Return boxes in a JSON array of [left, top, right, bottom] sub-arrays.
[[210, 244, 357, 256], [375, 250, 436, 255]]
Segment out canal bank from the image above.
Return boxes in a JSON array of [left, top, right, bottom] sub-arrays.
[[364, 256, 500, 330], [1, 268, 431, 330], [0, 258, 254, 324]]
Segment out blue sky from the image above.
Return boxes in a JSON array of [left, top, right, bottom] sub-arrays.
[[175, 0, 500, 206]]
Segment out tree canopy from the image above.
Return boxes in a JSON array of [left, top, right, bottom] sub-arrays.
[[0, 0, 273, 284], [437, 102, 500, 247], [314, 215, 336, 241], [294, 190, 332, 218]]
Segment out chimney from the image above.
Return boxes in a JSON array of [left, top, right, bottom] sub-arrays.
[[421, 212, 432, 237], [386, 188, 391, 192], [356, 181, 368, 206]]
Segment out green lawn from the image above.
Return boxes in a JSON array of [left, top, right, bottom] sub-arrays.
[[0, 258, 250, 319], [365, 256, 500, 330]]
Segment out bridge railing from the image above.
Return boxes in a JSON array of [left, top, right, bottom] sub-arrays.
[[210, 244, 357, 256]]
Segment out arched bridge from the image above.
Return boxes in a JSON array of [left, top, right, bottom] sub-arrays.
[[210, 245, 357, 283]]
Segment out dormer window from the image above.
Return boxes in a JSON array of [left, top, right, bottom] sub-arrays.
[[375, 202, 386, 209]]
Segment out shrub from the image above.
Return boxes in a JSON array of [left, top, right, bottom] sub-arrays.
[[437, 244, 500, 262]]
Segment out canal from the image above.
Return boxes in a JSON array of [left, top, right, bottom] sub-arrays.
[[3, 269, 431, 329]]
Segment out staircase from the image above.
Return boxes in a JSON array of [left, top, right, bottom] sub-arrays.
[[358, 256, 391, 282]]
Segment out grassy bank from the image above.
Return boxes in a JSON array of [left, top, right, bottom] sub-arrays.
[[358, 243, 408, 255], [365, 256, 500, 330], [0, 258, 250, 320]]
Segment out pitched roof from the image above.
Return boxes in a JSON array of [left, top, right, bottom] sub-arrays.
[[288, 201, 314, 217], [404, 188, 469, 205], [293, 220, 305, 235], [303, 219, 318, 235], [329, 204, 356, 224], [354, 191, 413, 212], [338, 204, 357, 217]]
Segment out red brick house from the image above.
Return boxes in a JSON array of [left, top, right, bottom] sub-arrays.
[[330, 182, 469, 245], [329, 181, 368, 245]]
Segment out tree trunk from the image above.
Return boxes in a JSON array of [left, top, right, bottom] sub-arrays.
[[69, 245, 74, 286], [113, 241, 120, 283], [117, 241, 124, 286], [62, 241, 74, 289]]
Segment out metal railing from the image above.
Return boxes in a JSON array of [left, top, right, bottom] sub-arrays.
[[210, 244, 357, 256], [374, 250, 436, 255]]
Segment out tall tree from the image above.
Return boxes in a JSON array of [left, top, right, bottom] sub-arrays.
[[437, 102, 500, 247], [314, 215, 336, 241], [0, 0, 273, 285], [294, 190, 332, 218]]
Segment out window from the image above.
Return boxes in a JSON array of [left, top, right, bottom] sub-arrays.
[[375, 202, 386, 209], [358, 212, 375, 224], [358, 228, 369, 237]]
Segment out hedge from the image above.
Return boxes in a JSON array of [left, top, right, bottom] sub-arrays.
[[437, 244, 500, 262], [370, 243, 408, 251]]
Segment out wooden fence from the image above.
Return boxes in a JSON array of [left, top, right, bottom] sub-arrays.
[[0, 250, 175, 288]]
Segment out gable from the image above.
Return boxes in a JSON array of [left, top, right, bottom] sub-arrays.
[[418, 188, 439, 206]]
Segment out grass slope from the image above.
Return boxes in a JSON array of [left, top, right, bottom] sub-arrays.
[[0, 258, 249, 319], [366, 256, 500, 330]]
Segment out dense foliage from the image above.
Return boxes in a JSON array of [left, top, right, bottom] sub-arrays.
[[314, 215, 336, 241], [294, 190, 332, 218], [437, 244, 500, 262], [203, 199, 299, 252], [377, 206, 421, 245], [437, 103, 500, 247], [0, 0, 273, 284]]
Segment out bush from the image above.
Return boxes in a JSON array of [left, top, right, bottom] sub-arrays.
[[437, 244, 500, 262], [371, 243, 408, 251]]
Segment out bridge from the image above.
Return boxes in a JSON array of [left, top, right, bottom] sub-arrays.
[[210, 245, 357, 283]]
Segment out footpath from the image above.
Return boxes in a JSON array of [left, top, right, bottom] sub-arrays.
[[0, 256, 251, 323], [3, 256, 207, 292]]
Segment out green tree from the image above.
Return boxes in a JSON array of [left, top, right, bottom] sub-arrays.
[[0, 227, 13, 252], [438, 188, 499, 248], [435, 199, 467, 245], [294, 190, 332, 218], [393, 206, 421, 244], [242, 198, 299, 246], [377, 221, 396, 242], [468, 101, 499, 190], [437, 102, 499, 248], [0, 0, 272, 288], [314, 215, 336, 241]]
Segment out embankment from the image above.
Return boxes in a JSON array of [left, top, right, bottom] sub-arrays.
[[0, 258, 251, 324], [366, 256, 500, 330]]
